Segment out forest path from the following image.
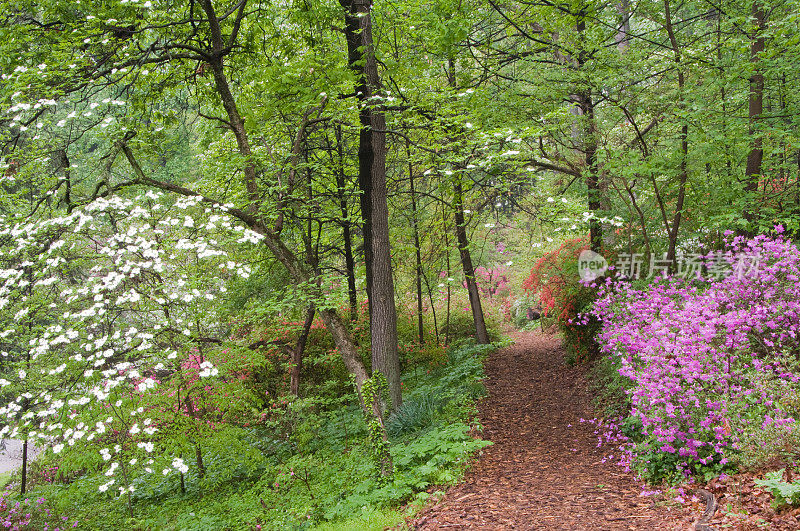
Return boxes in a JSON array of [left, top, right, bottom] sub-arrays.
[[410, 330, 690, 530]]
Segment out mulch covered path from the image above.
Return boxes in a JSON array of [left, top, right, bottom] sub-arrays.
[[410, 330, 697, 530]]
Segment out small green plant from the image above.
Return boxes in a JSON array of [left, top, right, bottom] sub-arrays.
[[589, 356, 633, 419], [386, 394, 446, 437], [755, 469, 800, 508], [358, 373, 393, 478], [630, 443, 687, 485]]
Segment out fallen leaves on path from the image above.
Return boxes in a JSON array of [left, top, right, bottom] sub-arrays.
[[409, 331, 694, 530]]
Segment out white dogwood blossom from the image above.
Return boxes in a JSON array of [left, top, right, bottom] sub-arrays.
[[0, 193, 256, 494]]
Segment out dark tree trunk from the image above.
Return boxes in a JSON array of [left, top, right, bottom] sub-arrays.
[[52, 148, 73, 213], [21, 439, 28, 495], [334, 126, 359, 318], [184, 398, 206, 478], [576, 10, 603, 252], [408, 147, 425, 345], [454, 179, 491, 344], [290, 304, 316, 396], [445, 57, 489, 344], [199, 0, 260, 217], [583, 91, 602, 253], [744, 2, 766, 230], [663, 0, 689, 269], [195, 444, 206, 478], [358, 132, 374, 305], [341, 0, 401, 409]]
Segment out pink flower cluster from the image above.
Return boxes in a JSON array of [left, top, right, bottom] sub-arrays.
[[0, 490, 78, 530], [473, 265, 510, 298], [591, 233, 800, 472]]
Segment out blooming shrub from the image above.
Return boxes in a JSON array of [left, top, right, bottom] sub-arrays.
[[0, 490, 77, 529], [473, 265, 510, 299], [523, 238, 603, 361], [592, 231, 800, 481]]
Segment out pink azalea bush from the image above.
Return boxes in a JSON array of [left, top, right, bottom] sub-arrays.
[[472, 265, 510, 298], [0, 490, 78, 530], [591, 231, 800, 480]]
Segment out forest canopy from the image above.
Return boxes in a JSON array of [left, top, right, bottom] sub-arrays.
[[0, 0, 798, 527]]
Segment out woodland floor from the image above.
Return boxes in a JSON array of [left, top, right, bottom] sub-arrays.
[[409, 330, 699, 530]]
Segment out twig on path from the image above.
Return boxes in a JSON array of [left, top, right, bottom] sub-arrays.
[[692, 489, 717, 531]]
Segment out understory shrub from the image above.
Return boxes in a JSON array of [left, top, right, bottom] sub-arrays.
[[755, 469, 800, 508], [509, 292, 540, 328], [592, 231, 800, 482], [0, 489, 77, 530], [25, 341, 494, 530], [523, 237, 604, 362]]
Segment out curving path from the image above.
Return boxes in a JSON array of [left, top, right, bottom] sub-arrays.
[[411, 331, 693, 530]]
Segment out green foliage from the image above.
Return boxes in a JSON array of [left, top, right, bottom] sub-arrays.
[[510, 292, 540, 328], [386, 394, 446, 437], [588, 355, 633, 419], [312, 507, 406, 531], [755, 470, 800, 508], [357, 372, 393, 478], [15, 340, 493, 530], [5, 0, 800, 522], [631, 440, 732, 485]]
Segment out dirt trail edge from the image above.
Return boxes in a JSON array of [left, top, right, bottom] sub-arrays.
[[411, 330, 693, 530]]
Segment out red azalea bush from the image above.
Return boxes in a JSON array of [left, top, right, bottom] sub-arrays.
[[522, 237, 603, 362]]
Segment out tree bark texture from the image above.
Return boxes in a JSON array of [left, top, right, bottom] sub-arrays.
[[576, 10, 603, 252], [743, 2, 766, 230], [454, 179, 491, 345], [341, 0, 401, 409]]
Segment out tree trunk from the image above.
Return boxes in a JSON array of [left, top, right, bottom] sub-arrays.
[[615, 0, 631, 52], [195, 444, 206, 478], [743, 2, 766, 231], [663, 0, 689, 269], [454, 179, 491, 344], [334, 126, 358, 319], [184, 398, 206, 478], [290, 305, 316, 396], [20, 439, 28, 495], [445, 57, 489, 344], [422, 271, 440, 343], [409, 147, 425, 345], [199, 0, 260, 217], [341, 0, 401, 409], [583, 92, 602, 253], [576, 9, 603, 253]]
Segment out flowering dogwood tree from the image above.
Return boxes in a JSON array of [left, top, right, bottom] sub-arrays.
[[0, 191, 260, 506]]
